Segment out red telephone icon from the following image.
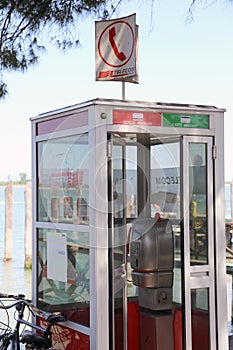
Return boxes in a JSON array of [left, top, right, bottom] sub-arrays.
[[109, 27, 126, 62]]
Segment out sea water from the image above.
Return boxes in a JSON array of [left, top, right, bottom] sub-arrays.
[[0, 186, 31, 298]]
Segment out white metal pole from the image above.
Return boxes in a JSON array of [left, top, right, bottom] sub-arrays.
[[24, 181, 32, 269]]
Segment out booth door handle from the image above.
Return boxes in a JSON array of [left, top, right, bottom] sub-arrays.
[[114, 264, 126, 279], [114, 264, 127, 293]]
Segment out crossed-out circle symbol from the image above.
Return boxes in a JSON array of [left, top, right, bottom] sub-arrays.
[[98, 20, 135, 68]]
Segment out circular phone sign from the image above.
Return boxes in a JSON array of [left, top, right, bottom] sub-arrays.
[[97, 20, 135, 68]]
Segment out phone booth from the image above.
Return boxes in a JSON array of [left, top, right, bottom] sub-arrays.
[[31, 98, 228, 350]]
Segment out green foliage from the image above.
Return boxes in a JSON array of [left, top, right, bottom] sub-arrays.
[[0, 173, 29, 185], [0, 81, 7, 98], [19, 172, 27, 184], [0, 0, 120, 98]]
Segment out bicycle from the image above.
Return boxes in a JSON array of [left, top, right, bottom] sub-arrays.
[[0, 293, 67, 349]]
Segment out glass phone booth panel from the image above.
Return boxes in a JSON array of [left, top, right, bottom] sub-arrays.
[[36, 132, 90, 328]]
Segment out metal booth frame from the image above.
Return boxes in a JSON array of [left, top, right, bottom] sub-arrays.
[[31, 98, 228, 350]]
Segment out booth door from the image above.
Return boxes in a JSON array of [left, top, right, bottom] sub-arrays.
[[181, 136, 216, 350], [108, 135, 128, 350], [151, 135, 217, 350], [107, 133, 216, 350], [147, 135, 217, 350]]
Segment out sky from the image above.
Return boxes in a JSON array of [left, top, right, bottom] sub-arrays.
[[0, 0, 233, 181]]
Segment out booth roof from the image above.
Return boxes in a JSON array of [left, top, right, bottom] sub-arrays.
[[30, 98, 225, 121]]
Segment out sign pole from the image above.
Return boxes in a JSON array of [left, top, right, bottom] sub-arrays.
[[122, 82, 126, 100]]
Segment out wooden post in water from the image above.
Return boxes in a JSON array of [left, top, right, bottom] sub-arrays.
[[24, 181, 32, 269], [4, 183, 13, 261]]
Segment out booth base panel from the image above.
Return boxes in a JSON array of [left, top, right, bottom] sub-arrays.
[[129, 302, 210, 350], [173, 308, 210, 350], [140, 311, 174, 350], [36, 302, 210, 350], [37, 317, 90, 350], [128, 302, 140, 350]]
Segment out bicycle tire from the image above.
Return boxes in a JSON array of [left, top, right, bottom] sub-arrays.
[[0, 334, 10, 350], [0, 321, 12, 350]]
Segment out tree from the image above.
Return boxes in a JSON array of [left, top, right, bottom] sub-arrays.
[[0, 0, 232, 99], [0, 0, 120, 98], [186, 0, 233, 22], [19, 172, 27, 184]]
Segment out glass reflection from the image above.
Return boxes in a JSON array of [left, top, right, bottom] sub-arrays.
[[37, 134, 89, 224], [191, 288, 210, 350], [37, 228, 90, 326], [189, 143, 208, 265]]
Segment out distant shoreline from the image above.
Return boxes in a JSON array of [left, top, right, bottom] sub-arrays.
[[0, 181, 31, 187], [0, 185, 27, 187]]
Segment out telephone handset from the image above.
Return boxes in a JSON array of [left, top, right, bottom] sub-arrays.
[[109, 27, 126, 62]]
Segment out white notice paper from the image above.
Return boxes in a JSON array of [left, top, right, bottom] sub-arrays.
[[47, 231, 67, 282]]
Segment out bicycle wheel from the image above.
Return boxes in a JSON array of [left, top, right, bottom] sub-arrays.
[[0, 300, 10, 329], [0, 321, 11, 350], [0, 336, 9, 350]]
